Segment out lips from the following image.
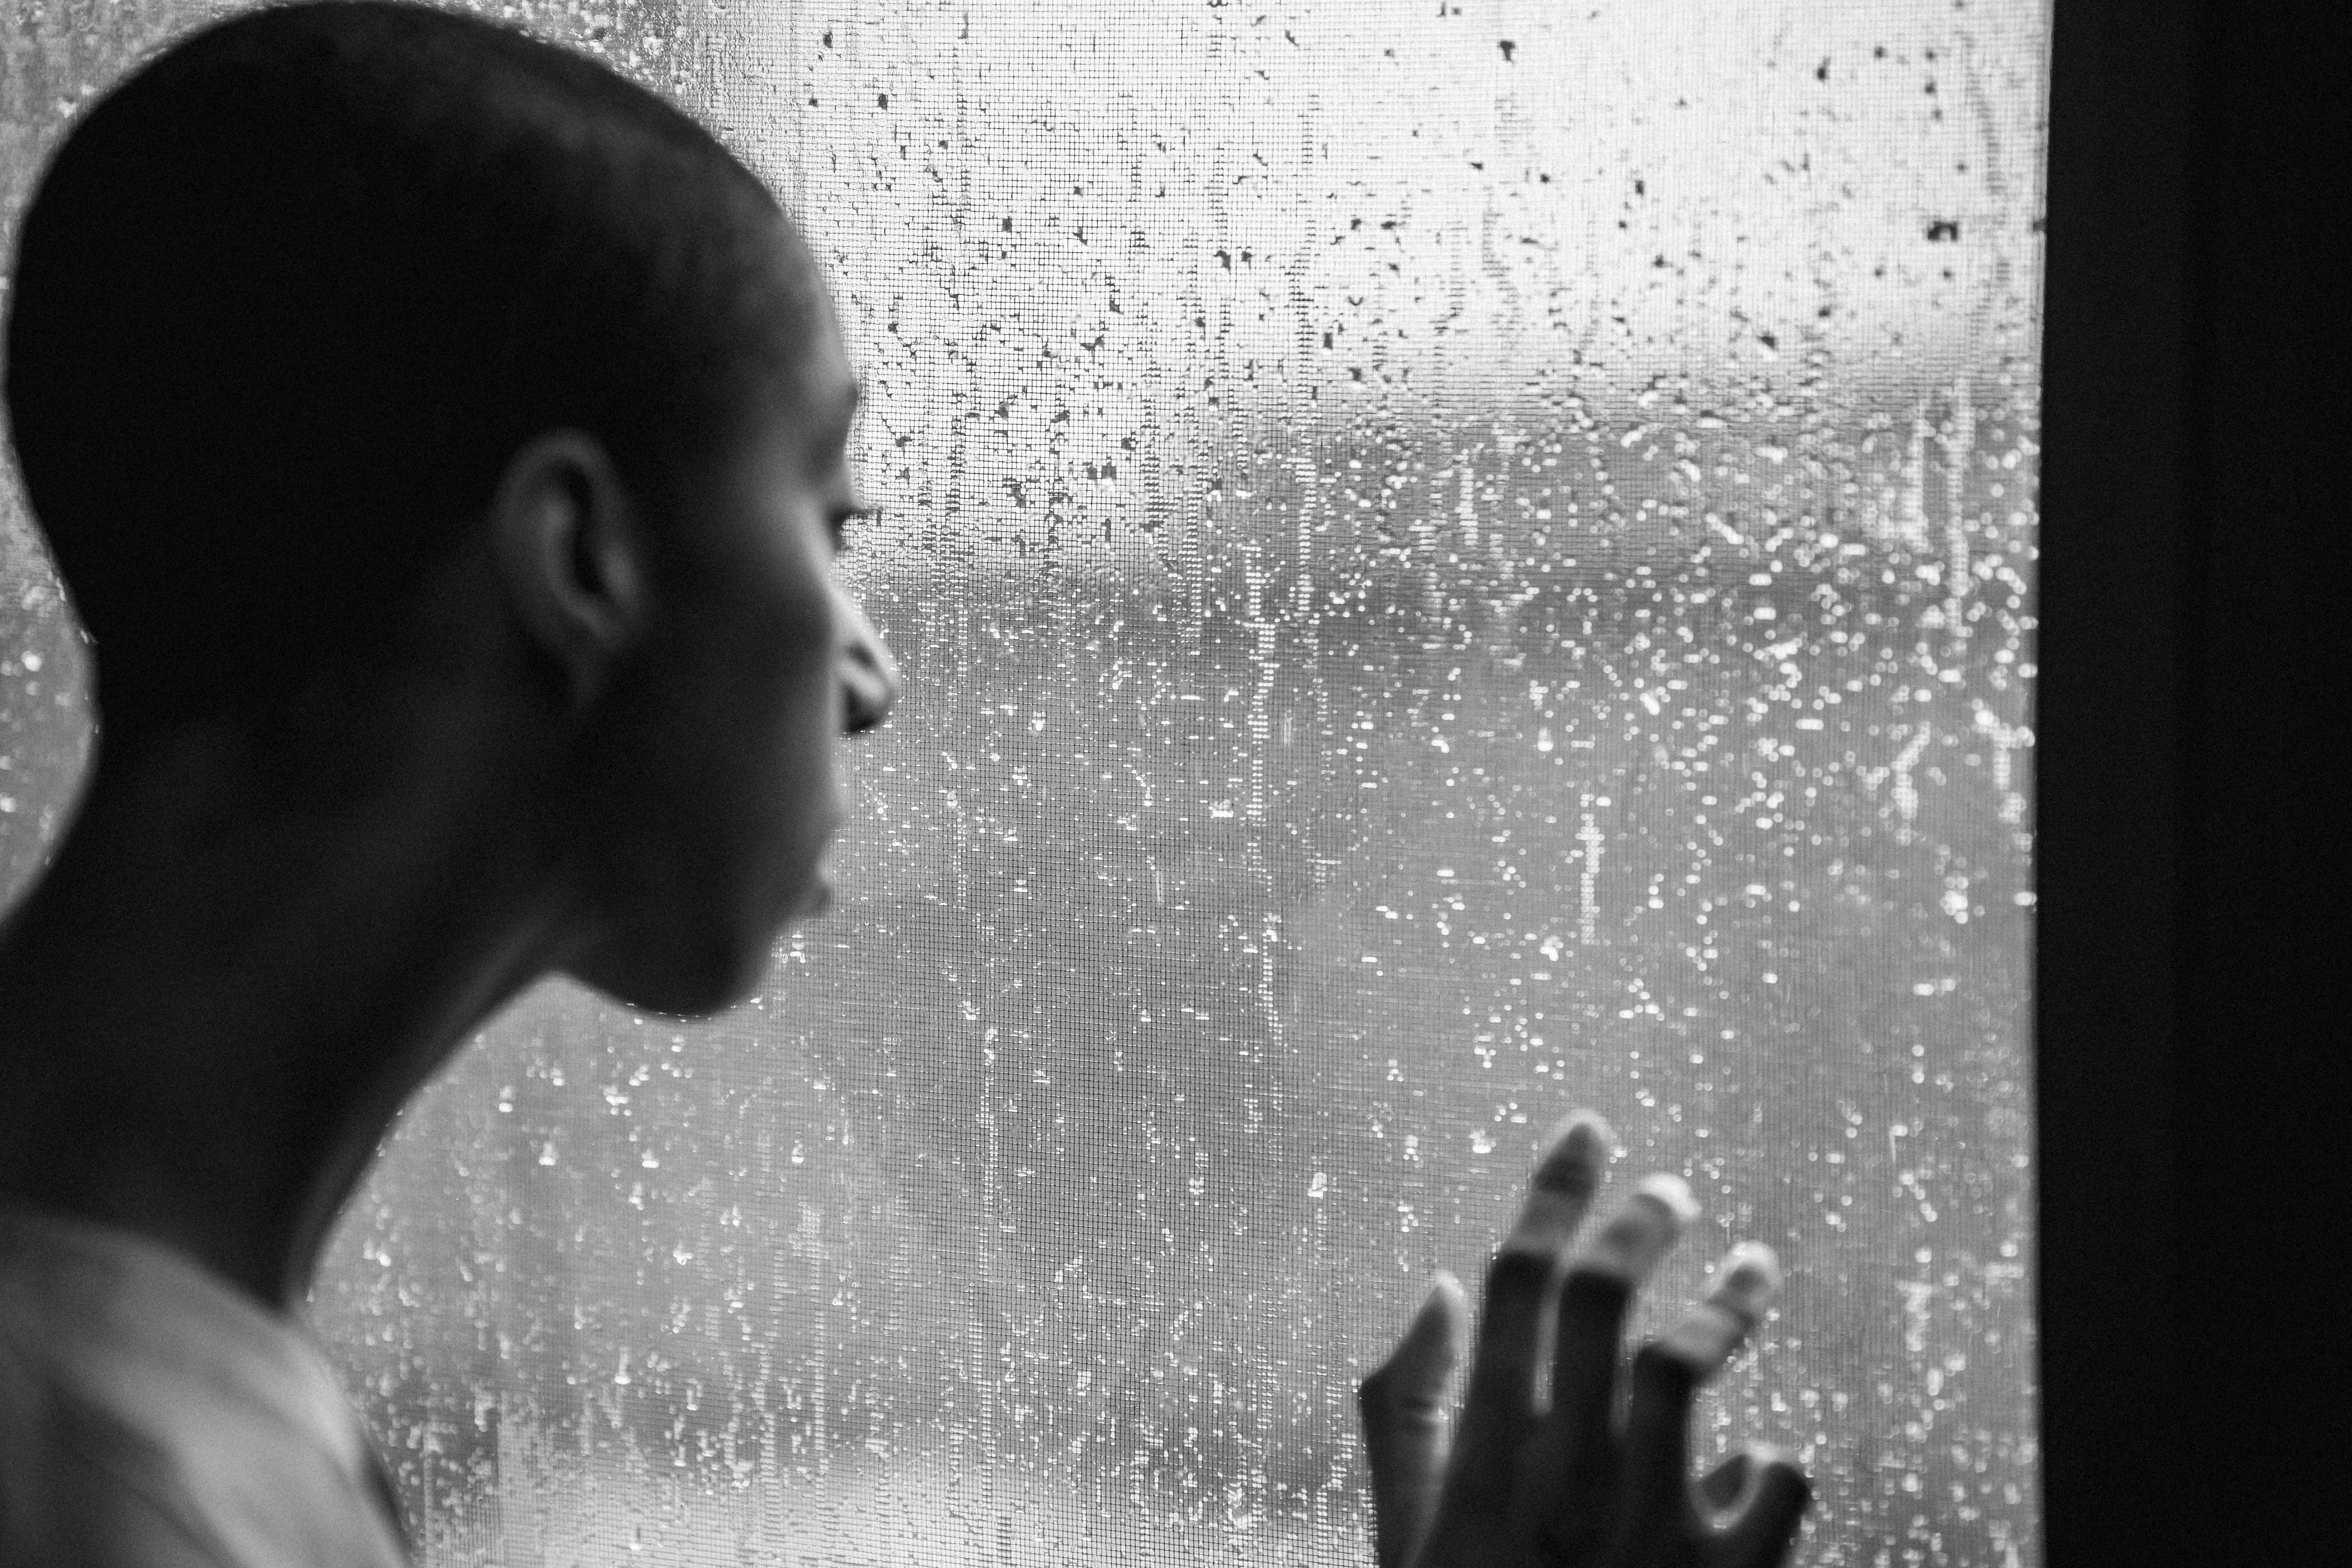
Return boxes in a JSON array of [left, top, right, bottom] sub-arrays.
[[797, 837, 840, 918], [802, 868, 835, 918]]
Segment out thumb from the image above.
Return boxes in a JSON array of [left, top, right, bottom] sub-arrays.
[[1358, 1272, 1468, 1568]]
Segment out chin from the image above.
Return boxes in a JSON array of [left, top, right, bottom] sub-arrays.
[[572, 919, 785, 1019]]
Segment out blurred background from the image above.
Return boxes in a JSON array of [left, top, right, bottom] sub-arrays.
[[2, 2, 2044, 1563]]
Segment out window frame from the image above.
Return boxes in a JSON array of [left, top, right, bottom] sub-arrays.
[[2035, 2, 2344, 1563]]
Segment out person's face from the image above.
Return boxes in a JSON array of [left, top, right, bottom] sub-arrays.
[[566, 318, 898, 1015]]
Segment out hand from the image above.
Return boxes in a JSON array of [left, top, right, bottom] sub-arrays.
[[1356, 1112, 1810, 1568]]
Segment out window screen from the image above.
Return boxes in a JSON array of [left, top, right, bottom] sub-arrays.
[[1, 2, 2044, 1564]]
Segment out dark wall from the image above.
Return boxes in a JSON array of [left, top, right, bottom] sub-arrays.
[[2037, 2, 2348, 1563]]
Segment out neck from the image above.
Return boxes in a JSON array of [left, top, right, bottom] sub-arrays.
[[0, 721, 581, 1312]]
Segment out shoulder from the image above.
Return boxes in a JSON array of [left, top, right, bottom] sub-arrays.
[[0, 1217, 408, 1568], [0, 1336, 238, 1567]]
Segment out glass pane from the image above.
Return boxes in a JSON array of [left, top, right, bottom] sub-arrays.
[[2, 2, 2044, 1564]]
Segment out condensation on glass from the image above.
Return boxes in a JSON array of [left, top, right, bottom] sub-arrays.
[[1, 2, 2045, 1563]]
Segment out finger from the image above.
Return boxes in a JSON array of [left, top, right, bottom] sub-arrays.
[[1707, 1241, 1781, 1325], [1445, 1120, 1619, 1522], [1712, 1446, 1810, 1568], [1551, 1173, 1699, 1422], [1527, 1175, 1697, 1558], [1672, 1243, 1781, 1364], [1358, 1274, 1468, 1568], [1563, 1172, 1702, 1284], [1621, 1244, 1782, 1528], [1497, 1111, 1614, 1262]]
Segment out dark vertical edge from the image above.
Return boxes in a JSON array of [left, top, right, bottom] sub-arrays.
[[2034, 0, 2194, 1563], [2173, 3, 2351, 1564], [2040, 0, 2352, 1563]]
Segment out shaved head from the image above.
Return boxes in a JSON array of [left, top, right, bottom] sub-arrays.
[[5, 0, 825, 749]]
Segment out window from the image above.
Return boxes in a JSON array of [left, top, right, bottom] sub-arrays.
[[0, 2, 2046, 1563]]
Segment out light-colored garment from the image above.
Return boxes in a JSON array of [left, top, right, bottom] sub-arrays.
[[0, 1210, 408, 1567]]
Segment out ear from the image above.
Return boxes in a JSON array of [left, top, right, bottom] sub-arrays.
[[488, 430, 649, 708]]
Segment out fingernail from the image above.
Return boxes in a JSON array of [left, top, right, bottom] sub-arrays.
[[1709, 1242, 1783, 1323], [1531, 1113, 1612, 1200], [1633, 1172, 1701, 1225], [1570, 1176, 1699, 1282], [1543, 1109, 1615, 1160]]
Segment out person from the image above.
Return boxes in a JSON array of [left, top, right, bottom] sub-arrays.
[[0, 4, 1809, 1564]]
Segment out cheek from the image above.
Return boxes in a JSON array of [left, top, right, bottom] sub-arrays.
[[755, 678, 842, 826], [605, 643, 813, 866], [639, 533, 841, 854], [718, 585, 843, 811], [692, 539, 836, 715], [760, 595, 843, 757]]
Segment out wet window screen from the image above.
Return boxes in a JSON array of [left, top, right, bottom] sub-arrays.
[[1, 2, 2044, 1563]]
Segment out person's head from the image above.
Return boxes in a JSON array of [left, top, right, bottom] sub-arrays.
[[3, 0, 896, 1013]]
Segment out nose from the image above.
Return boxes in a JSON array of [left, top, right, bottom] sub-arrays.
[[835, 590, 901, 735]]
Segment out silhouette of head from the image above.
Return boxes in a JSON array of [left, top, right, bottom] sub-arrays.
[[5, 0, 896, 1011]]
